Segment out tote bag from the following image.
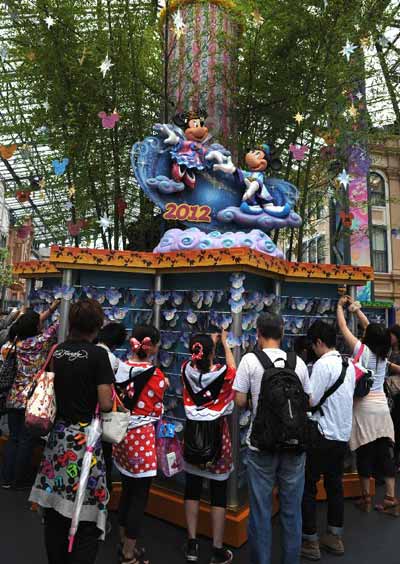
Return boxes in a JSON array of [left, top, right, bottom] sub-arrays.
[[25, 344, 58, 437], [101, 391, 130, 444]]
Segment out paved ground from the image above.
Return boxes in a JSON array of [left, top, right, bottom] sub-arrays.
[[1, 484, 400, 563]]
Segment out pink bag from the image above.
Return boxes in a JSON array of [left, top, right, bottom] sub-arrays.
[[25, 344, 58, 437], [156, 419, 184, 477]]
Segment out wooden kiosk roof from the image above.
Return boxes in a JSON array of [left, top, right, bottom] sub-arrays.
[[13, 245, 374, 285]]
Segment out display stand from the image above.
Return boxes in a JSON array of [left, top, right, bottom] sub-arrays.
[[12, 245, 376, 547]]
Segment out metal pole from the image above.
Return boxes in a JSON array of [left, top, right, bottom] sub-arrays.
[[349, 285, 357, 336], [227, 279, 244, 510], [24, 278, 32, 307], [58, 269, 72, 343], [274, 279, 282, 313], [153, 274, 162, 329]]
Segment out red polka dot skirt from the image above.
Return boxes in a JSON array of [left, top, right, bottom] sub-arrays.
[[113, 423, 157, 477]]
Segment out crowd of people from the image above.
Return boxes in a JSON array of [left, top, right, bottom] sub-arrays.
[[0, 294, 399, 564]]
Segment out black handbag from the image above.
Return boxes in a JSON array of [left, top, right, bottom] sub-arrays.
[[0, 341, 17, 393], [354, 370, 374, 398], [183, 418, 223, 467]]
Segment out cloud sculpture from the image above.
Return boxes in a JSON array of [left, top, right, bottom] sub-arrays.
[[154, 227, 284, 258], [147, 175, 185, 194], [217, 207, 302, 231]]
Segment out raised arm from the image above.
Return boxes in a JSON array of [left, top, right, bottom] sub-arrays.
[[352, 304, 370, 330], [336, 296, 358, 352], [40, 299, 61, 323]]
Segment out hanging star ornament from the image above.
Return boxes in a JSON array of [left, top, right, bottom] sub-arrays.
[[172, 9, 186, 39], [99, 214, 112, 232], [294, 112, 305, 125], [251, 10, 264, 27], [68, 184, 76, 198], [43, 99, 50, 111], [360, 36, 371, 48], [45, 15, 55, 29], [348, 104, 358, 119], [98, 53, 114, 78], [341, 40, 357, 62], [337, 169, 351, 189]]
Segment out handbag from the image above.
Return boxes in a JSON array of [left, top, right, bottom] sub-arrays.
[[101, 390, 130, 444], [25, 344, 58, 437], [183, 418, 223, 467], [0, 340, 17, 393], [156, 419, 184, 477], [352, 344, 374, 398]]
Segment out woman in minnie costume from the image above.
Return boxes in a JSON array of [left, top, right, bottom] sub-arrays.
[[182, 331, 236, 564], [113, 326, 168, 564]]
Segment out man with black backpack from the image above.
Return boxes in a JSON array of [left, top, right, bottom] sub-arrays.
[[233, 312, 311, 564], [301, 321, 355, 561]]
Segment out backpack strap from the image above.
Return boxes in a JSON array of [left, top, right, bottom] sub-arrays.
[[253, 349, 276, 371], [253, 349, 297, 372], [353, 343, 365, 364], [311, 360, 348, 416], [285, 351, 297, 371]]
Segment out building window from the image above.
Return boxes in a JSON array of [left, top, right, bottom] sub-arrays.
[[302, 242, 308, 262], [369, 172, 386, 206], [372, 226, 388, 273], [309, 239, 317, 263], [317, 236, 326, 264]]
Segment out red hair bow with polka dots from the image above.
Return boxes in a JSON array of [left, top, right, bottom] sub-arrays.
[[191, 342, 204, 362], [130, 337, 152, 353]]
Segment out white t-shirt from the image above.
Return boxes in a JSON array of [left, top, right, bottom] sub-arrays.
[[96, 343, 130, 379], [310, 350, 355, 442], [233, 348, 311, 449], [353, 340, 387, 393]]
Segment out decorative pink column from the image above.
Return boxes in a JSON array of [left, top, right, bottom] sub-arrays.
[[161, 0, 241, 146]]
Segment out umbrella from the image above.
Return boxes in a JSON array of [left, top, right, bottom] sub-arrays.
[[68, 416, 103, 553]]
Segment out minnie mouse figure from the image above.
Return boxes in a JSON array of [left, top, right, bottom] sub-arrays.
[[155, 109, 211, 190]]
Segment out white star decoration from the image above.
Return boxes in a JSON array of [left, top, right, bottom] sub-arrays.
[[337, 169, 351, 189], [43, 100, 50, 111], [172, 10, 186, 39], [341, 40, 357, 62], [99, 214, 111, 231], [98, 53, 114, 78], [45, 15, 55, 29]]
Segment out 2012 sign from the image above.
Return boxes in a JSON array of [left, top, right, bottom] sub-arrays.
[[163, 203, 212, 223]]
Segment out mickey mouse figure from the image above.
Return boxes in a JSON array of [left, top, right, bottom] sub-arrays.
[[238, 144, 283, 214], [211, 143, 291, 217], [155, 109, 211, 190]]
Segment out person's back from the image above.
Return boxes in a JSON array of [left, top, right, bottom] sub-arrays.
[[301, 321, 355, 561], [29, 299, 113, 564], [233, 312, 310, 564], [54, 339, 112, 424]]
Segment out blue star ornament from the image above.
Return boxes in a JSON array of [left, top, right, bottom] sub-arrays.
[[337, 169, 351, 189], [341, 40, 357, 62]]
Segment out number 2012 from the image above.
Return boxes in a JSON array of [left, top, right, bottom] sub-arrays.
[[163, 203, 212, 223]]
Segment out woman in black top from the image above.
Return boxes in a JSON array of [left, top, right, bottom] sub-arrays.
[[30, 299, 114, 564]]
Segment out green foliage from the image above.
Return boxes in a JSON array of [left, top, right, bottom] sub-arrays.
[[0, 249, 14, 289], [0, 0, 398, 256]]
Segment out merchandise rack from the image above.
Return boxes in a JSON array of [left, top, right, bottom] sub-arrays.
[[12, 245, 377, 546]]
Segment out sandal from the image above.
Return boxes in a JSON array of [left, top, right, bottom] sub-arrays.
[[118, 544, 146, 559], [375, 495, 400, 517], [354, 494, 372, 513]]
